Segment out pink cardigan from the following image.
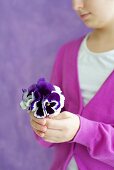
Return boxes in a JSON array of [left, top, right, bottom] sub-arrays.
[[35, 36, 114, 170]]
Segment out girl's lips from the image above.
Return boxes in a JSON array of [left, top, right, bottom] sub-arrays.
[[80, 13, 91, 19]]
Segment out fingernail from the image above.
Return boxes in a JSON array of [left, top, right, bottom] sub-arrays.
[[41, 133, 44, 137], [44, 126, 47, 132], [43, 119, 46, 125]]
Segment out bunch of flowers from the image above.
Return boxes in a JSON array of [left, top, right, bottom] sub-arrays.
[[20, 78, 65, 118]]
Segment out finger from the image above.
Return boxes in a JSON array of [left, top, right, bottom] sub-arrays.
[[30, 119, 47, 133], [46, 118, 68, 130], [53, 111, 70, 120], [29, 112, 46, 125], [33, 128, 45, 138]]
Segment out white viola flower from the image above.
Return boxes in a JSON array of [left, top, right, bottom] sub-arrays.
[[20, 89, 35, 110]]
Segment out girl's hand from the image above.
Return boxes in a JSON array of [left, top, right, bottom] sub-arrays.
[[44, 111, 80, 143], [30, 111, 80, 143], [29, 112, 47, 138]]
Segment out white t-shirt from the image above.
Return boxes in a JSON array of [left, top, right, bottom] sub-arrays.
[[67, 33, 114, 170]]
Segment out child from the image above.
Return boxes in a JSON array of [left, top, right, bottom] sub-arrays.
[[29, 0, 114, 169]]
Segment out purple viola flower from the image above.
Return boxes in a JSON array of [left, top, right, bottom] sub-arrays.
[[20, 78, 65, 118], [42, 87, 65, 118], [31, 100, 46, 118], [36, 78, 54, 97], [43, 92, 60, 114]]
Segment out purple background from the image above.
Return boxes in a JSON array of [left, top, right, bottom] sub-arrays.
[[0, 1, 89, 170]]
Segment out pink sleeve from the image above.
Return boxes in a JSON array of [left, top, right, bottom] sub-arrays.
[[34, 45, 66, 148], [34, 132, 54, 148], [70, 116, 114, 167]]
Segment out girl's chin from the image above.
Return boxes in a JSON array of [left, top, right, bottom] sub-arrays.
[[82, 20, 98, 29]]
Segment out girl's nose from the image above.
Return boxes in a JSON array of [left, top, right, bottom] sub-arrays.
[[72, 0, 84, 11]]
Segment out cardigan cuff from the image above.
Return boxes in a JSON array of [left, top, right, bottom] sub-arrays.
[[69, 116, 98, 148]]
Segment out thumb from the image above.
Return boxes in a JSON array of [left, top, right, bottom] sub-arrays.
[[52, 111, 71, 120]]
